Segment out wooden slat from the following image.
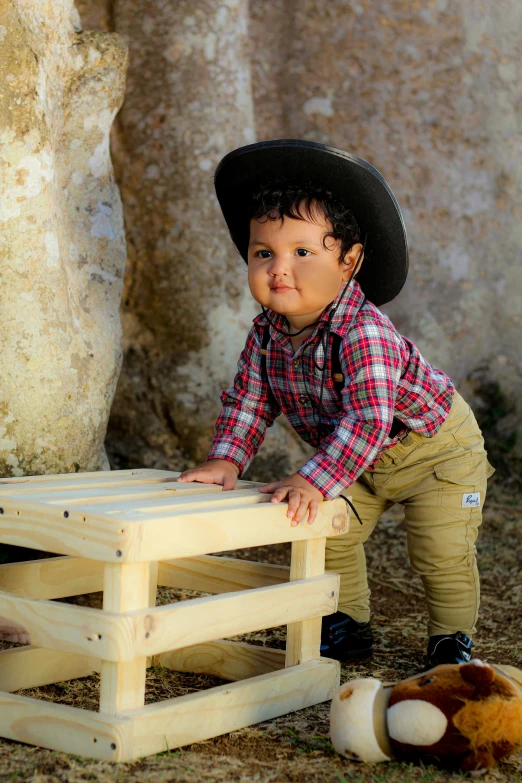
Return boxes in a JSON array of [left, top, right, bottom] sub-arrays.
[[133, 573, 339, 657], [120, 497, 348, 562], [130, 497, 348, 562], [0, 500, 143, 562], [0, 568, 331, 666], [157, 554, 289, 593], [130, 658, 340, 759], [73, 488, 267, 515], [0, 646, 100, 692], [0, 591, 133, 661], [0, 556, 103, 598], [0, 690, 132, 761], [0, 472, 258, 496], [12, 483, 220, 507], [285, 539, 327, 667], [100, 563, 151, 715], [154, 640, 285, 681], [0, 469, 172, 493]]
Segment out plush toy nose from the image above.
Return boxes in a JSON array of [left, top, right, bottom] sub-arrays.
[[387, 700, 448, 746], [330, 679, 393, 762]]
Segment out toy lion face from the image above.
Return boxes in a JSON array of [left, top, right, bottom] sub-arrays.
[[330, 661, 522, 772]]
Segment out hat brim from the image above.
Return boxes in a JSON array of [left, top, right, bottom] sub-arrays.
[[214, 139, 408, 306]]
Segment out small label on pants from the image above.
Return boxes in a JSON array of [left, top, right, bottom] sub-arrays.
[[462, 492, 480, 508]]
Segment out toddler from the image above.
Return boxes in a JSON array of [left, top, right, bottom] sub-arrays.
[[179, 140, 494, 666]]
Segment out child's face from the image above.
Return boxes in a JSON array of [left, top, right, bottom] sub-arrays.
[[247, 204, 361, 328]]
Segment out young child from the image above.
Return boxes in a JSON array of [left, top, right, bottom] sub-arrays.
[[179, 140, 494, 666]]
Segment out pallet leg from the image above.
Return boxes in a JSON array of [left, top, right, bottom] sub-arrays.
[[148, 561, 158, 607], [99, 563, 151, 715], [285, 538, 326, 667]]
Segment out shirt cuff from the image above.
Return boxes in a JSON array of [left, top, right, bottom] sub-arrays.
[[208, 439, 252, 476], [297, 453, 354, 500]]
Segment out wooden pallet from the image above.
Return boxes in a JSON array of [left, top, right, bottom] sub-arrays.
[[0, 469, 349, 761]]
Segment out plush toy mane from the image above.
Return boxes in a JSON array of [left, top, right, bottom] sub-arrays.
[[454, 696, 522, 752]]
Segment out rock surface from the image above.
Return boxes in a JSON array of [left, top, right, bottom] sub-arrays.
[[0, 0, 128, 475], [30, 1, 522, 475]]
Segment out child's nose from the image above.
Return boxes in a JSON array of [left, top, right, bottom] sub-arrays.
[[268, 254, 289, 276]]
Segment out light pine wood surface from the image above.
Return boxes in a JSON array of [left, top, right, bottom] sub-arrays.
[[0, 470, 349, 563], [0, 469, 348, 761]]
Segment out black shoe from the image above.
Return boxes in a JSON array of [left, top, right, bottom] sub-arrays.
[[320, 611, 374, 661], [425, 631, 473, 668]]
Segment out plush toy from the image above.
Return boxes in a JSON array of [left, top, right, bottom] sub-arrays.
[[330, 660, 522, 773]]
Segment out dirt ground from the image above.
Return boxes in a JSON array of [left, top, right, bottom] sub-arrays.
[[0, 480, 521, 783]]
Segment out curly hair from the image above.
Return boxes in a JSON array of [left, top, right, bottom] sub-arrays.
[[247, 181, 361, 265]]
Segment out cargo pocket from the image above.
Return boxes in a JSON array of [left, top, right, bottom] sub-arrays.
[[434, 451, 491, 519]]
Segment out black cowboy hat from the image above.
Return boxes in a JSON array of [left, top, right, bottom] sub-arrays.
[[214, 139, 408, 306]]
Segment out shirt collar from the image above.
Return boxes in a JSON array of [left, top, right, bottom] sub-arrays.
[[253, 280, 367, 342]]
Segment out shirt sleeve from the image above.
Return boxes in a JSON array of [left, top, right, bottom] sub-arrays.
[[298, 321, 403, 499], [208, 325, 281, 475]]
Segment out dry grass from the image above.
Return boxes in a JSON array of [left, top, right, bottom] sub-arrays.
[[0, 480, 521, 783]]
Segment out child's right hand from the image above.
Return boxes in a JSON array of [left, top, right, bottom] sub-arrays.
[[177, 459, 239, 491]]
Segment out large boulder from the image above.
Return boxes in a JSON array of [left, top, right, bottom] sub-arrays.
[[0, 0, 128, 475]]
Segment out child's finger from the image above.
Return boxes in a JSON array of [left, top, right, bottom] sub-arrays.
[[286, 489, 301, 519], [271, 486, 289, 503], [177, 469, 214, 484], [222, 473, 237, 491], [177, 471, 198, 482], [258, 481, 281, 494], [307, 500, 318, 525], [292, 496, 309, 525]]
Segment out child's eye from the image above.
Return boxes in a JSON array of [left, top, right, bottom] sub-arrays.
[[296, 248, 311, 257], [255, 250, 272, 259]]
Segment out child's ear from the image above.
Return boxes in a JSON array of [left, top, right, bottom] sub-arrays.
[[342, 243, 364, 279]]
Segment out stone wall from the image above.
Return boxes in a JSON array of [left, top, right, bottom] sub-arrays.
[[78, 1, 522, 474]]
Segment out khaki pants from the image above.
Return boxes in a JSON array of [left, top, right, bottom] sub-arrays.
[[326, 391, 495, 637]]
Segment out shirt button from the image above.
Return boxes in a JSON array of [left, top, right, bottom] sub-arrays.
[[298, 395, 308, 405], [293, 358, 301, 367]]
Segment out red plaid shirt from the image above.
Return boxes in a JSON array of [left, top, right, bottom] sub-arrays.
[[208, 281, 454, 499]]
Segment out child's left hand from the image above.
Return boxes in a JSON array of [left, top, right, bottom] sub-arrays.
[[259, 473, 324, 526]]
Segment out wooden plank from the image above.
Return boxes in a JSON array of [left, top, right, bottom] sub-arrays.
[[0, 471, 257, 496], [157, 554, 289, 593], [130, 658, 340, 758], [133, 573, 339, 657], [7, 483, 233, 507], [125, 497, 349, 563], [0, 556, 103, 599], [75, 488, 268, 515], [149, 561, 158, 607], [0, 500, 142, 562], [0, 646, 100, 692], [0, 469, 172, 493], [0, 571, 336, 662], [0, 690, 133, 761], [285, 539, 327, 667], [153, 640, 285, 681], [99, 563, 151, 715], [0, 591, 133, 661]]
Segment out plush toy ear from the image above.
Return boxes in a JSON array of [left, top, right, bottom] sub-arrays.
[[460, 660, 495, 685]]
